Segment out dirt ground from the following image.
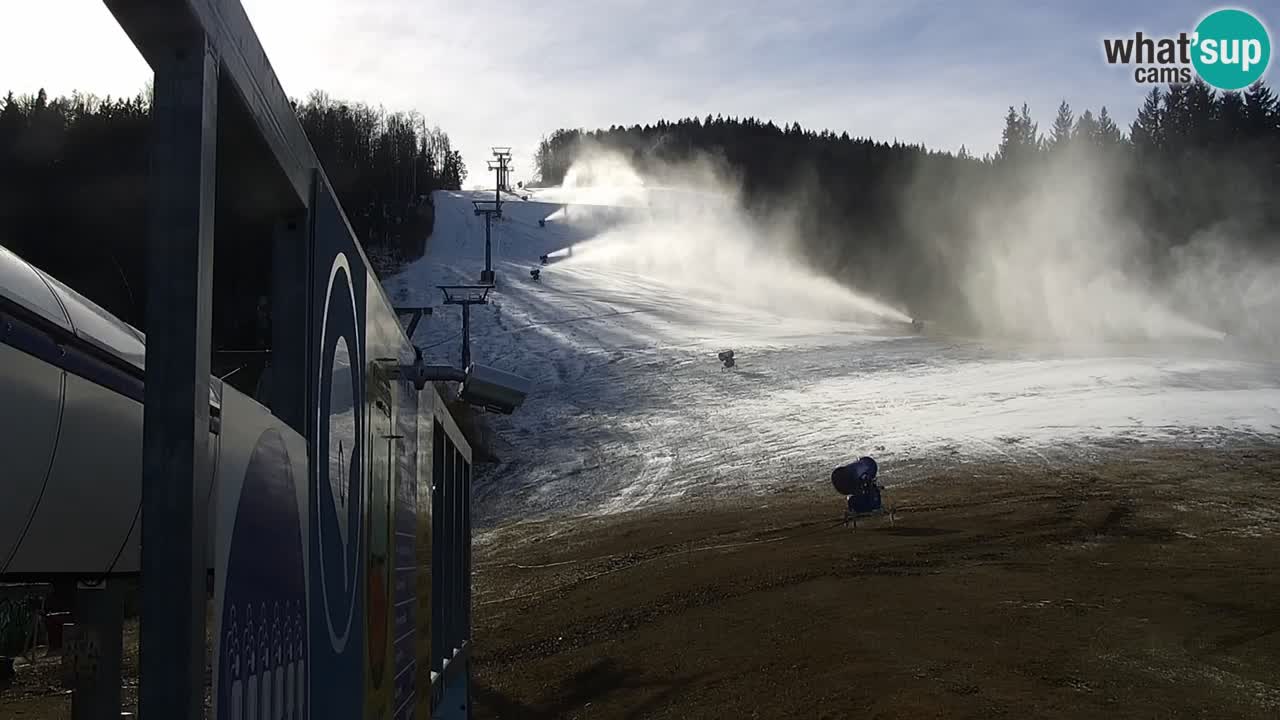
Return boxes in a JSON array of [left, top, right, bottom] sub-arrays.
[[3, 444, 1279, 719], [470, 445, 1280, 719], [0, 602, 211, 719]]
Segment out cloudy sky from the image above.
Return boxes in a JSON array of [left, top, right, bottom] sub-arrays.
[[1, 1, 1271, 185]]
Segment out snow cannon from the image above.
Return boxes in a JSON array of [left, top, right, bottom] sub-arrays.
[[833, 456, 894, 527], [718, 349, 735, 369], [910, 318, 925, 333], [530, 268, 541, 282], [834, 456, 887, 525], [539, 254, 549, 265], [538, 218, 546, 227], [831, 456, 878, 495]]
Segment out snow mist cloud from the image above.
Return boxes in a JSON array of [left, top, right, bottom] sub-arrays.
[[959, 149, 1222, 342], [547, 144, 912, 327], [906, 144, 1280, 350]]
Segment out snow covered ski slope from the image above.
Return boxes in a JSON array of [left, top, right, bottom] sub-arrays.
[[385, 189, 1280, 527]]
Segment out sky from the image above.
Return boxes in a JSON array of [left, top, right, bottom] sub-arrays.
[[1, 1, 1273, 186]]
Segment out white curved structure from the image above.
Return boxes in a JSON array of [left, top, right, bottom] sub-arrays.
[[0, 243, 275, 577]]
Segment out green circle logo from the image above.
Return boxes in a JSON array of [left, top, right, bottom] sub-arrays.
[[1192, 9, 1271, 90]]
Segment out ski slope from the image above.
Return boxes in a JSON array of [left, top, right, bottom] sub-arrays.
[[385, 189, 1280, 527]]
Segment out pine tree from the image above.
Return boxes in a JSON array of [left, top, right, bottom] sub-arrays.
[[450, 149, 467, 187], [1184, 77, 1218, 147], [997, 106, 1022, 162], [1242, 80, 1278, 139], [535, 134, 553, 184], [1018, 103, 1040, 150], [1049, 100, 1074, 150], [1130, 86, 1164, 152], [1163, 83, 1190, 148], [1096, 106, 1124, 146], [0, 91, 20, 126], [996, 104, 1042, 163], [1074, 109, 1099, 144], [1218, 90, 1245, 144]]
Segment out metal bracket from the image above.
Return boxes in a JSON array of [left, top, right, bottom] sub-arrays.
[[394, 306, 434, 340], [401, 360, 467, 391], [437, 285, 492, 305]]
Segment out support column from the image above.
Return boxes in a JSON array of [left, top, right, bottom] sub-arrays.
[[271, 209, 310, 432], [461, 304, 471, 370], [69, 581, 124, 720], [484, 215, 491, 274], [139, 31, 218, 720], [479, 213, 494, 285]]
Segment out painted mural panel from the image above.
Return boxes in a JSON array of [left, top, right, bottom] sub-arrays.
[[309, 180, 368, 720], [363, 263, 420, 719], [212, 390, 310, 720], [414, 391, 434, 720], [214, 174, 443, 720], [393, 378, 421, 720], [364, 358, 395, 719]]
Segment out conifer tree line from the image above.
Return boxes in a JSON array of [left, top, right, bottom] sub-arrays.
[[535, 78, 1280, 326], [0, 87, 465, 332]]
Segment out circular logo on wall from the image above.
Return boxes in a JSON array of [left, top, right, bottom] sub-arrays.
[[314, 253, 365, 655]]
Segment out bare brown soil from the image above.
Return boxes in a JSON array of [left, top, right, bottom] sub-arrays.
[[4, 444, 1279, 719], [470, 445, 1280, 719]]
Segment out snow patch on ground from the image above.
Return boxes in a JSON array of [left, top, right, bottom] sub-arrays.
[[386, 189, 1280, 527]]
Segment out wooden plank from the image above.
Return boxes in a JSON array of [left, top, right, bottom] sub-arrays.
[[137, 28, 218, 720]]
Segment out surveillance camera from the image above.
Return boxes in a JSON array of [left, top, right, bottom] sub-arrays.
[[459, 363, 532, 415]]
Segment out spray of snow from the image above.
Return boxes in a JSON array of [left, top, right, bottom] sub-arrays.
[[946, 148, 1227, 343], [385, 186, 1280, 526], [1163, 224, 1280, 350], [546, 147, 912, 326]]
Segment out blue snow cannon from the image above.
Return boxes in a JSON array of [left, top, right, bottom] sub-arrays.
[[832, 456, 883, 517]]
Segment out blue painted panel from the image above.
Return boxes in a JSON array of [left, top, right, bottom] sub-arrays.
[[216, 427, 308, 720], [308, 178, 368, 719]]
